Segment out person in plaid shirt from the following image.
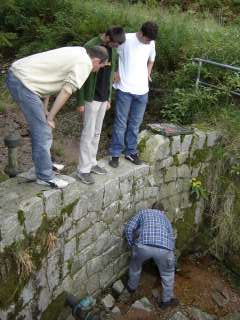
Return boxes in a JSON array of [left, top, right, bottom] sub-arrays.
[[124, 203, 179, 309]]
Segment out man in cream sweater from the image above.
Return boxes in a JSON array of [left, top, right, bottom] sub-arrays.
[[6, 46, 108, 188]]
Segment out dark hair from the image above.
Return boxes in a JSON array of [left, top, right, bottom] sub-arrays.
[[152, 202, 165, 211], [141, 21, 158, 40], [105, 26, 126, 45], [86, 45, 109, 63]]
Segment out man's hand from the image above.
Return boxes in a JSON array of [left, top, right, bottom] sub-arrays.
[[114, 71, 120, 83], [47, 116, 55, 129], [76, 106, 85, 113], [107, 102, 111, 110]]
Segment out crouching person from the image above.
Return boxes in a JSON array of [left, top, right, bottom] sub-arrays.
[[124, 203, 179, 309]]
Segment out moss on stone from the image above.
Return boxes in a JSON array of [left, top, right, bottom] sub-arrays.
[[17, 210, 25, 226], [186, 148, 210, 167], [41, 292, 67, 320], [138, 136, 148, 154], [173, 154, 180, 167], [61, 199, 79, 217], [0, 171, 8, 183], [174, 203, 197, 253]]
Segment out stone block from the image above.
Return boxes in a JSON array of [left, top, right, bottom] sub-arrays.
[[61, 175, 80, 207], [180, 192, 192, 209], [148, 175, 157, 187], [101, 294, 115, 310], [160, 182, 178, 199], [47, 246, 61, 291], [133, 188, 144, 203], [0, 209, 24, 249], [72, 197, 88, 221], [177, 152, 189, 165], [103, 178, 120, 208], [94, 231, 115, 256], [164, 166, 177, 182], [43, 188, 62, 218], [134, 164, 150, 178], [206, 131, 219, 147], [191, 167, 200, 178], [72, 244, 94, 274], [19, 196, 44, 234], [68, 211, 97, 240], [140, 135, 170, 163], [38, 286, 51, 312], [156, 157, 173, 170], [86, 256, 104, 277], [191, 129, 206, 153], [181, 134, 193, 153], [64, 237, 76, 263], [131, 297, 153, 312], [143, 187, 159, 200], [78, 227, 95, 251], [87, 188, 104, 212], [86, 273, 100, 295], [119, 175, 133, 195], [99, 263, 114, 288], [101, 201, 119, 224], [120, 193, 133, 211], [195, 200, 205, 224], [20, 280, 34, 307], [177, 165, 191, 179], [111, 306, 121, 315], [171, 136, 181, 155], [112, 280, 124, 295]]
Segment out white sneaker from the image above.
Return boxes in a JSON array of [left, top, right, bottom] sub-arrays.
[[36, 177, 69, 188], [18, 167, 36, 181], [52, 162, 64, 171]]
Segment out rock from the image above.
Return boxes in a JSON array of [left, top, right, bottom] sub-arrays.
[[169, 311, 189, 320], [212, 288, 229, 307], [112, 280, 124, 295], [111, 306, 121, 315], [102, 294, 115, 310], [131, 297, 153, 312], [152, 288, 161, 299], [187, 307, 217, 320], [220, 312, 240, 320]]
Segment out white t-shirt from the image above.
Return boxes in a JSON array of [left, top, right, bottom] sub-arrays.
[[11, 47, 92, 97], [114, 33, 156, 95]]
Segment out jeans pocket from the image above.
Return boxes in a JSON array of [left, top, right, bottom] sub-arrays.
[[167, 254, 175, 272]]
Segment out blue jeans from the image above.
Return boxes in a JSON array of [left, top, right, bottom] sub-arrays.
[[6, 70, 54, 181], [128, 244, 175, 302], [110, 90, 148, 157]]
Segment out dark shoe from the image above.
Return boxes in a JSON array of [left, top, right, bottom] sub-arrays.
[[125, 154, 143, 165], [159, 298, 179, 309], [77, 172, 95, 185], [91, 165, 107, 175], [109, 157, 119, 168]]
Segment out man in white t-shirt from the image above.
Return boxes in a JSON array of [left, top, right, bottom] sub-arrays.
[[6, 46, 108, 188], [109, 21, 158, 168]]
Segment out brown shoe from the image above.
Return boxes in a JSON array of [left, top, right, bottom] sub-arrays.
[[159, 298, 179, 309]]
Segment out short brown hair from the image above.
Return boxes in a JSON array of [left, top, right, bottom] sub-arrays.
[[141, 21, 158, 40], [105, 26, 126, 45], [152, 202, 165, 211]]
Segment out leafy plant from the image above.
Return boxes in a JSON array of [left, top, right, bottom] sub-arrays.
[[190, 178, 207, 201]]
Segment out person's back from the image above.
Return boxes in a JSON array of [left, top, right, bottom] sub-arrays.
[[11, 47, 92, 97], [124, 205, 179, 309]]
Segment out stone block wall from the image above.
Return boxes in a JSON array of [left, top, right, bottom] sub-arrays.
[[0, 128, 219, 320]]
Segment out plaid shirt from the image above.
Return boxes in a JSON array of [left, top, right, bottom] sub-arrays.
[[124, 209, 175, 250]]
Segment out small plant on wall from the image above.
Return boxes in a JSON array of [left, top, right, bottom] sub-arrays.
[[190, 178, 207, 201]]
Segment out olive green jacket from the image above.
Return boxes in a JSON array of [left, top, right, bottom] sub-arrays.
[[76, 36, 117, 105]]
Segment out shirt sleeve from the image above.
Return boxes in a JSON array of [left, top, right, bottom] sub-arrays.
[[149, 41, 156, 62], [124, 211, 142, 247], [64, 62, 92, 90]]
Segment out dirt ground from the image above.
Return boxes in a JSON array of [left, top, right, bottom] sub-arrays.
[[113, 255, 240, 320]]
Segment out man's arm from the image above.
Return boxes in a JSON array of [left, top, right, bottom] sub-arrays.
[[43, 96, 50, 115], [147, 60, 155, 82], [47, 88, 71, 128], [124, 212, 141, 247]]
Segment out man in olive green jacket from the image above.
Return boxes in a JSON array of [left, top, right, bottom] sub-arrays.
[[76, 27, 125, 184]]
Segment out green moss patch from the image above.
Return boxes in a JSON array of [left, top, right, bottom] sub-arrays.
[[174, 204, 197, 253], [41, 292, 67, 320]]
